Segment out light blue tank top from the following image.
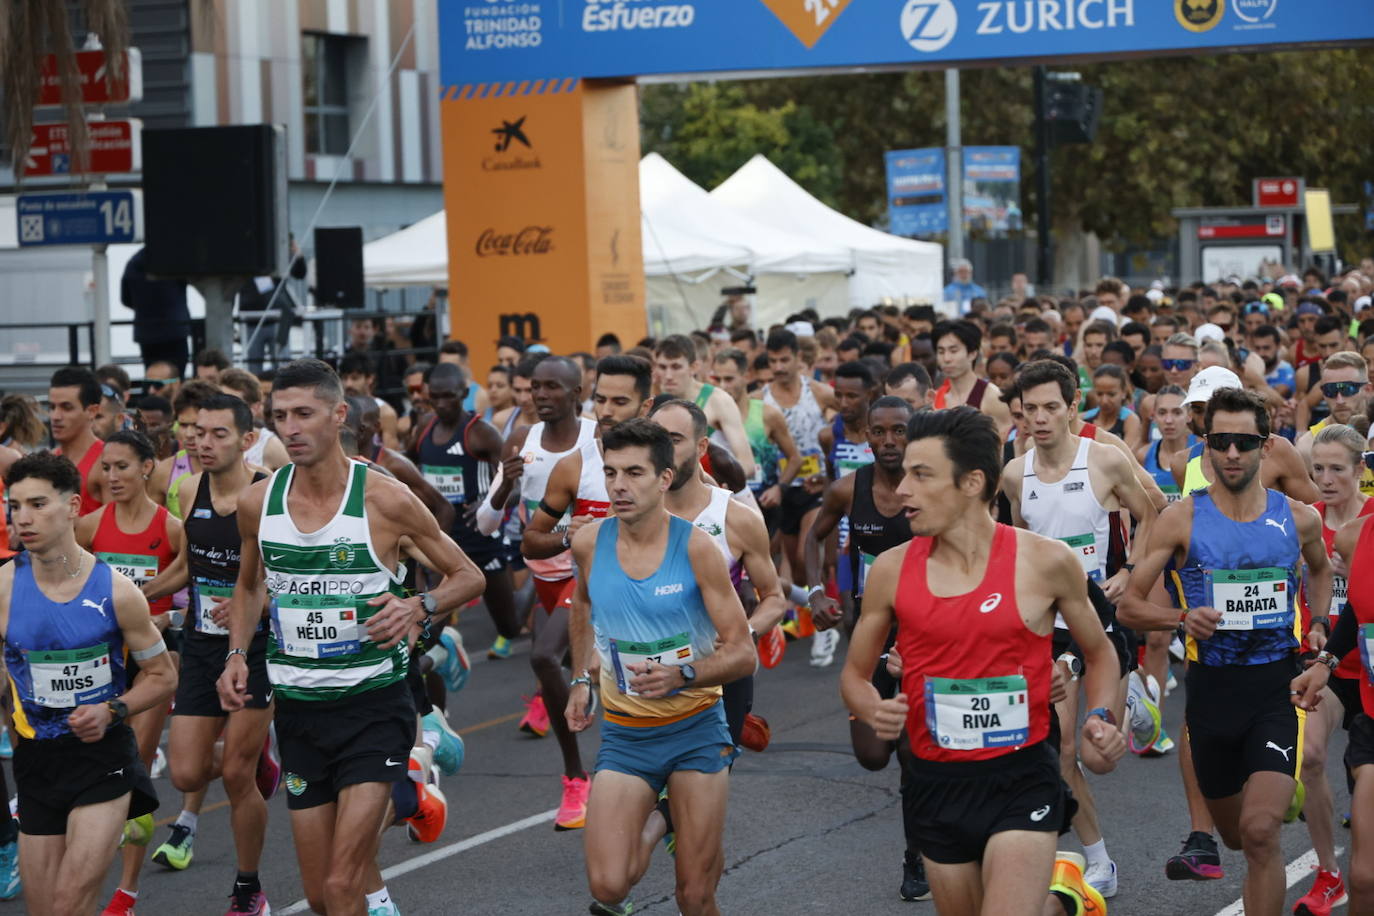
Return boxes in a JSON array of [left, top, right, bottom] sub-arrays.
[[6, 555, 125, 739], [1172, 489, 1301, 667]]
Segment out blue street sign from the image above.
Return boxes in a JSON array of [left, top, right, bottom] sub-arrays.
[[439, 0, 1374, 88], [17, 190, 142, 247]]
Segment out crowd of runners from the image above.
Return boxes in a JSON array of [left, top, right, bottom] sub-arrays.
[[3, 265, 1374, 915]]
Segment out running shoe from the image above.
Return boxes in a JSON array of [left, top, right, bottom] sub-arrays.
[[257, 724, 282, 799], [1084, 858, 1118, 898], [101, 888, 138, 916], [1294, 867, 1347, 916], [740, 713, 771, 753], [1286, 780, 1307, 824], [0, 727, 11, 760], [1169, 634, 1186, 662], [795, 605, 816, 639], [151, 823, 195, 870], [435, 626, 471, 693], [1125, 671, 1162, 754], [809, 627, 839, 668], [405, 779, 449, 844], [423, 709, 466, 776], [780, 607, 801, 640], [1165, 831, 1223, 880], [0, 839, 19, 900], [519, 693, 550, 737], [589, 901, 634, 915], [151, 745, 167, 778], [657, 788, 676, 857], [368, 894, 402, 916], [225, 887, 270, 915], [899, 851, 931, 901], [757, 625, 785, 669], [1050, 851, 1106, 914], [488, 635, 513, 660], [1165, 670, 1178, 696], [1143, 727, 1175, 758], [555, 773, 590, 831], [120, 812, 155, 848]]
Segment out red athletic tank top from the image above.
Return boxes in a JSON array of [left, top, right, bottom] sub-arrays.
[[1316, 500, 1374, 679], [56, 441, 104, 516], [1078, 423, 1098, 440], [895, 524, 1052, 762], [0, 482, 12, 560], [933, 377, 988, 411], [1348, 515, 1374, 717], [91, 503, 174, 614]]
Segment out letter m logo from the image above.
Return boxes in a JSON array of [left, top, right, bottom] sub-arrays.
[[499, 312, 542, 342]]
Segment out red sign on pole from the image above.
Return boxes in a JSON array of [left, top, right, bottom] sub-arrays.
[[35, 48, 143, 107], [1253, 177, 1304, 209], [23, 119, 141, 177]]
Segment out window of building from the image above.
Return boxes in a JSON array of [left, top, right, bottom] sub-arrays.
[[302, 32, 356, 156]]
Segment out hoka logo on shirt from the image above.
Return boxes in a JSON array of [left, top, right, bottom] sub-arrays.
[[654, 583, 684, 596]]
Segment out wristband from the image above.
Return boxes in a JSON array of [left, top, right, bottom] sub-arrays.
[[225, 647, 248, 663], [1314, 650, 1339, 672], [807, 585, 826, 601], [1309, 615, 1331, 633], [130, 639, 167, 661]]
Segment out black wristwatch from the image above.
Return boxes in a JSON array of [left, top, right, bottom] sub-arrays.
[[106, 698, 129, 726], [1309, 615, 1331, 634], [679, 663, 697, 686]]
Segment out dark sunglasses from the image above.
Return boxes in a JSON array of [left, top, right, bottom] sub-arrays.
[[1243, 303, 1268, 315], [1206, 432, 1267, 453], [1365, 451, 1374, 473], [1321, 381, 1364, 399], [1161, 358, 1196, 371]]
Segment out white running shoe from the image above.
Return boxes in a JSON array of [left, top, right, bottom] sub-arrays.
[[1125, 671, 1162, 754], [809, 628, 839, 667], [1084, 858, 1118, 898]]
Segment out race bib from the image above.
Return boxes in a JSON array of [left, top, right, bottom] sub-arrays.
[[421, 465, 465, 504], [573, 498, 610, 519], [836, 458, 868, 478], [28, 644, 114, 708], [273, 594, 362, 658], [98, 552, 158, 587], [1058, 534, 1103, 582], [194, 582, 232, 637], [925, 675, 1030, 751], [781, 448, 823, 480], [609, 632, 694, 697], [1361, 624, 1374, 685], [1333, 575, 1348, 607], [1161, 484, 1182, 504], [1209, 567, 1291, 630], [856, 551, 876, 595]]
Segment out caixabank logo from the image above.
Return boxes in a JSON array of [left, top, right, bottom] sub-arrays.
[[1176, 0, 1224, 32]]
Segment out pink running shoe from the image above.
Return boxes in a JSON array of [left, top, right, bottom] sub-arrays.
[[555, 773, 590, 831], [518, 693, 550, 737]]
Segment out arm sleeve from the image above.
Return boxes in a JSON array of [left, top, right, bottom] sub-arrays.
[[475, 463, 506, 536], [1326, 603, 1357, 662]]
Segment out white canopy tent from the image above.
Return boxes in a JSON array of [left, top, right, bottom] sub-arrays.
[[363, 209, 449, 288], [711, 154, 943, 309]]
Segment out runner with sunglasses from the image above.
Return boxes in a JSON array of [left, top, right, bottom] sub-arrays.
[[1121, 386, 1332, 916], [1297, 352, 1374, 497]]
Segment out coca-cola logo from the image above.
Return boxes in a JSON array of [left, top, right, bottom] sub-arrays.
[[475, 226, 555, 257]]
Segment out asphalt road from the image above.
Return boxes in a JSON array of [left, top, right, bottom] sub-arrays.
[[52, 606, 1350, 916]]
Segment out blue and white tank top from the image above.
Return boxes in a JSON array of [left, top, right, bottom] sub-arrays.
[[6, 555, 125, 740]]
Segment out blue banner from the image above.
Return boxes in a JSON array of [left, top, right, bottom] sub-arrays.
[[886, 146, 1021, 237], [963, 146, 1021, 234], [440, 1, 1374, 88]]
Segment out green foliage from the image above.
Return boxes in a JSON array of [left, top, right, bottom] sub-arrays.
[[640, 50, 1374, 258]]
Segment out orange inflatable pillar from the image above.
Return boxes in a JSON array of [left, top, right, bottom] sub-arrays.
[[440, 79, 646, 370]]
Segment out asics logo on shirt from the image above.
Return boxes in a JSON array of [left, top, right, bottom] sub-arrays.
[[1029, 804, 1051, 822], [82, 598, 109, 618], [979, 594, 1003, 614], [655, 583, 684, 596], [1265, 518, 1289, 536], [1266, 741, 1293, 761]]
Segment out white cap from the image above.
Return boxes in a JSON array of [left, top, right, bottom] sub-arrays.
[[1089, 305, 1119, 326], [1356, 295, 1372, 312], [1145, 288, 1164, 304], [784, 320, 815, 338], [1183, 366, 1243, 405], [1194, 322, 1225, 343]]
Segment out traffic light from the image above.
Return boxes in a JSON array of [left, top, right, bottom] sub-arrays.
[[1043, 80, 1103, 145]]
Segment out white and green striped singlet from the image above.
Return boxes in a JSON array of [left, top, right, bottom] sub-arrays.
[[259, 460, 407, 702]]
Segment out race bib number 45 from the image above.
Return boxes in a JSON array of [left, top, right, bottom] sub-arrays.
[[1208, 567, 1291, 630], [609, 632, 694, 697], [273, 595, 362, 658], [28, 644, 114, 708], [925, 675, 1030, 751]]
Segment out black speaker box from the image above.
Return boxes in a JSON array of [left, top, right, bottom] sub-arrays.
[[142, 125, 287, 277], [314, 226, 365, 309]]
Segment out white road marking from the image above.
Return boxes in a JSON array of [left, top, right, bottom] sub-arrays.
[[1212, 846, 1343, 916], [276, 808, 558, 914]]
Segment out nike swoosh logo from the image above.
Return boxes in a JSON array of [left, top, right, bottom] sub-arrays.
[[268, 553, 286, 562], [385, 757, 405, 767]]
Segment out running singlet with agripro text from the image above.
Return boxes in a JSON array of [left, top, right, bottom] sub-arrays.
[[895, 525, 1052, 762], [588, 515, 721, 725], [1171, 489, 1301, 668], [258, 462, 407, 702], [6, 556, 125, 739]]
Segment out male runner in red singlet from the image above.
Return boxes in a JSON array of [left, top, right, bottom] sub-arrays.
[[842, 406, 1125, 916], [48, 367, 105, 514]]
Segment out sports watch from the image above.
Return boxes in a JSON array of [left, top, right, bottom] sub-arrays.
[[679, 663, 697, 686], [106, 698, 129, 726], [419, 592, 438, 616]]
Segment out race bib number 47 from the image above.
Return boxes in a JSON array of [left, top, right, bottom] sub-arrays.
[[609, 633, 694, 697], [28, 644, 114, 708], [1208, 567, 1290, 631], [925, 675, 1030, 751]]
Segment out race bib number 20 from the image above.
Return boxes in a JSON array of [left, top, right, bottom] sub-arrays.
[[925, 675, 1030, 751]]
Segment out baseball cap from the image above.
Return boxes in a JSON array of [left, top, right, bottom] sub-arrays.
[[1277, 274, 1302, 289], [1194, 323, 1225, 343], [526, 343, 551, 354], [1146, 288, 1165, 304], [1262, 292, 1285, 311], [1089, 305, 1119, 325], [1183, 366, 1243, 405], [784, 320, 815, 338], [1355, 295, 1372, 313]]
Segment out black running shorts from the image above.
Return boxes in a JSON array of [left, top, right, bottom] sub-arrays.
[[1345, 712, 1374, 772], [1328, 675, 1361, 733], [779, 486, 822, 536], [173, 631, 272, 716], [275, 681, 416, 810], [902, 741, 1074, 865], [1185, 657, 1303, 799], [14, 725, 158, 836]]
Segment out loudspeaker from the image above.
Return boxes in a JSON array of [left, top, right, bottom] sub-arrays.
[[142, 125, 287, 277], [1045, 83, 1104, 145], [314, 227, 365, 309]]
